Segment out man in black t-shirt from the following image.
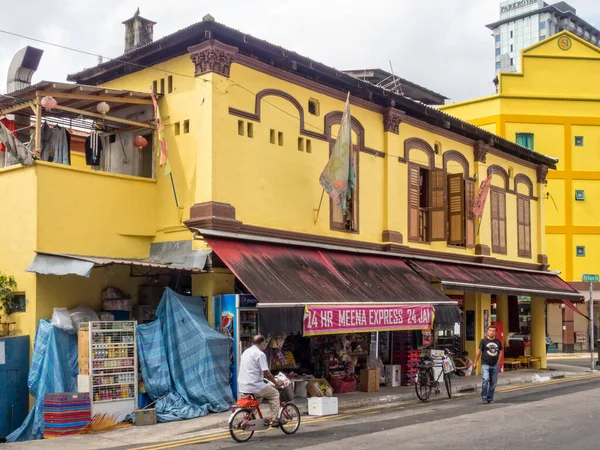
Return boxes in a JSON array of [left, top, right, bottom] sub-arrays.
[[473, 325, 503, 404]]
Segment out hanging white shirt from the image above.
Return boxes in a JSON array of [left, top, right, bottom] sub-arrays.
[[238, 345, 269, 394]]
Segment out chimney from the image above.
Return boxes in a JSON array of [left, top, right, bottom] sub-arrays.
[[122, 8, 156, 53]]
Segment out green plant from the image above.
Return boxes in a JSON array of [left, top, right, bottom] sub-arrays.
[[0, 273, 19, 316]]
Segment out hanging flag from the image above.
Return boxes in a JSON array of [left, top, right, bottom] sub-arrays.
[[473, 174, 493, 219], [150, 90, 171, 176], [319, 93, 354, 214]]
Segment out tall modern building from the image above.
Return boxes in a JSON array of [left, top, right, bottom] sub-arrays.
[[489, 1, 600, 73]]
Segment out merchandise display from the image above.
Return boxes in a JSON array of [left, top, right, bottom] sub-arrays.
[[85, 321, 137, 422]]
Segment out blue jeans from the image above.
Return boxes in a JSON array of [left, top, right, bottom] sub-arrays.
[[481, 364, 499, 401]]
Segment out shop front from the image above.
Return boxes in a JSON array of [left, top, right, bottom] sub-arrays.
[[406, 259, 585, 371], [201, 232, 461, 398]]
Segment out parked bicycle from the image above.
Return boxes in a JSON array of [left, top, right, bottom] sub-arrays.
[[229, 378, 301, 443], [415, 350, 455, 402]]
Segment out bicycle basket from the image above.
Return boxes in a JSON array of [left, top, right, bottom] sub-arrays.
[[278, 384, 295, 403], [418, 356, 434, 369]]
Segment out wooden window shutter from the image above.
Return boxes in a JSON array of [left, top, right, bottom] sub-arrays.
[[491, 189, 500, 252], [465, 179, 475, 248], [447, 173, 465, 245], [517, 196, 529, 257], [523, 197, 531, 258], [491, 188, 507, 254], [498, 191, 507, 253], [429, 169, 446, 241], [408, 163, 421, 241]]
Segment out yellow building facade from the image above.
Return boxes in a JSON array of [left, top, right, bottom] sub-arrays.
[[0, 17, 582, 372], [441, 31, 598, 351]]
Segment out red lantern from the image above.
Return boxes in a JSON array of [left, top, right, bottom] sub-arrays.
[[133, 135, 148, 149], [41, 96, 57, 110]]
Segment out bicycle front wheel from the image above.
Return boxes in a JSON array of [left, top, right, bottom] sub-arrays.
[[444, 372, 452, 398], [229, 408, 255, 443], [415, 369, 432, 402], [280, 402, 301, 435]]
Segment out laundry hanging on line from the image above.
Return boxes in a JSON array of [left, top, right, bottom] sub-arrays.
[[85, 130, 103, 166]]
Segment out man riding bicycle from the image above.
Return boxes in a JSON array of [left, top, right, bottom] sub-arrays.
[[238, 335, 284, 426]]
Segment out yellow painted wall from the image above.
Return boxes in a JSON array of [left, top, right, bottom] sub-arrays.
[[572, 180, 600, 226], [504, 123, 565, 171], [0, 166, 38, 339], [546, 179, 565, 227], [101, 54, 209, 244], [35, 162, 157, 258], [477, 123, 497, 134], [545, 234, 566, 274], [571, 125, 600, 172]]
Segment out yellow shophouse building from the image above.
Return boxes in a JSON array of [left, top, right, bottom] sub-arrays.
[[0, 13, 582, 373]]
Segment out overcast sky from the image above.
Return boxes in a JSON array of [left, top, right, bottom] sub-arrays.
[[1, 0, 599, 102]]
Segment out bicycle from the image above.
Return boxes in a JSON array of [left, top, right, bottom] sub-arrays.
[[415, 350, 454, 402], [228, 381, 301, 443]]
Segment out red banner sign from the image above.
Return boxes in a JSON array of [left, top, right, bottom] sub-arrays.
[[303, 304, 434, 336]]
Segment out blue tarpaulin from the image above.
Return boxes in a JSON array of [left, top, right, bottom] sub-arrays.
[[7, 319, 78, 442], [137, 288, 234, 422]]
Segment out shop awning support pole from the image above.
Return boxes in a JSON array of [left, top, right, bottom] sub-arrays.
[[590, 281, 595, 371]]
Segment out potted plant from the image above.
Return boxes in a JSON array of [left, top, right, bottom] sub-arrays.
[[0, 273, 18, 336]]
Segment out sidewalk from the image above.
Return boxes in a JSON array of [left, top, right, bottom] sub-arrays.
[[548, 352, 593, 359], [4, 368, 596, 449]]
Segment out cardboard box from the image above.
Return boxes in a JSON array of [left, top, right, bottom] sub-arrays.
[[78, 330, 89, 375], [359, 369, 380, 392], [306, 378, 333, 397], [384, 365, 401, 387], [308, 397, 338, 416]]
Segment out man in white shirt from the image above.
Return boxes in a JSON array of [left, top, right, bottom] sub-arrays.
[[238, 335, 283, 425]]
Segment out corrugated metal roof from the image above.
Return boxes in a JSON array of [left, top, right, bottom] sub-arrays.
[[27, 252, 205, 278], [204, 237, 453, 305], [408, 260, 584, 301]]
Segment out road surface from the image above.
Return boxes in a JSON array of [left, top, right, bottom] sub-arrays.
[[122, 375, 600, 450]]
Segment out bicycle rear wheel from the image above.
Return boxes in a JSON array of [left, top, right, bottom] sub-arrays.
[[229, 408, 255, 443], [415, 369, 432, 402], [280, 403, 301, 435], [444, 372, 452, 398]]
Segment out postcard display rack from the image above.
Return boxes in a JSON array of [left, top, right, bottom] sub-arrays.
[[87, 321, 137, 421]]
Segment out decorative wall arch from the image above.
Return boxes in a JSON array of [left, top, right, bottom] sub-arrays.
[[443, 150, 470, 178], [324, 111, 365, 149], [402, 137, 435, 169], [514, 173, 534, 198], [228, 88, 385, 157], [487, 165, 510, 191]]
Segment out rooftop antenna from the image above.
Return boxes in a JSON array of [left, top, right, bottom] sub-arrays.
[[375, 61, 404, 96]]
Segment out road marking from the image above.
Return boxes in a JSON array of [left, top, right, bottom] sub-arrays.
[[130, 374, 600, 449]]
